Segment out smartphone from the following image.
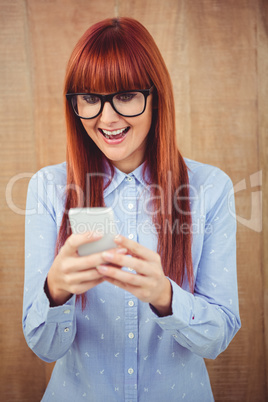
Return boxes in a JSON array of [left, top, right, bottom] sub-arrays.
[[68, 207, 118, 256]]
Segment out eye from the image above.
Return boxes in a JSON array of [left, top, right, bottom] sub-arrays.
[[116, 93, 136, 102], [82, 95, 100, 105]]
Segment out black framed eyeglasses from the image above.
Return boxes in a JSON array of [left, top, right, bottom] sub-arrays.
[[66, 86, 154, 119]]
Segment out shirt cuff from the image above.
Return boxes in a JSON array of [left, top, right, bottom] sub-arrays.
[[150, 279, 194, 331], [41, 278, 76, 323]]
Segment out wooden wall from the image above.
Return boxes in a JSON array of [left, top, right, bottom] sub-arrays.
[[0, 0, 267, 400]]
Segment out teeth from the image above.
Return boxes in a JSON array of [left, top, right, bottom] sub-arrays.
[[102, 128, 126, 136]]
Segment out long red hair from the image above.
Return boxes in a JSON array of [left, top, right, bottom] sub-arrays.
[[57, 17, 194, 304]]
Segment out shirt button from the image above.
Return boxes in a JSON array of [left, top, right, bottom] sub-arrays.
[[128, 368, 134, 375], [128, 300, 134, 307], [128, 332, 135, 339], [64, 327, 70, 333], [128, 233, 134, 240], [128, 203, 134, 210], [126, 176, 133, 182], [64, 309, 71, 314]]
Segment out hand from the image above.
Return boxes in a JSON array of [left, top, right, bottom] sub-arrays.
[[47, 232, 127, 306], [96, 235, 173, 316]]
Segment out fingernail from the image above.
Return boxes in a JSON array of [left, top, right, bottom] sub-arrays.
[[114, 235, 122, 242], [97, 265, 108, 272], [102, 251, 114, 259], [90, 231, 103, 239], [115, 248, 127, 254]]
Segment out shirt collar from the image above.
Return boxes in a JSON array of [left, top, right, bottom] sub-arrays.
[[103, 160, 150, 198]]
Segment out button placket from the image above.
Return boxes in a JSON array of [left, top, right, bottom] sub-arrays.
[[124, 292, 138, 400], [123, 174, 137, 241], [121, 174, 138, 401]]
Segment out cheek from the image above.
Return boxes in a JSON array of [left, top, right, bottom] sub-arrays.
[[132, 97, 153, 133], [142, 109, 153, 135], [81, 121, 96, 138], [144, 100, 153, 128]]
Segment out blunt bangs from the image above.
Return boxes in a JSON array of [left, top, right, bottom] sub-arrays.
[[67, 21, 152, 94]]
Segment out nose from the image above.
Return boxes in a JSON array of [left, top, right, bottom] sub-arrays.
[[99, 101, 120, 124]]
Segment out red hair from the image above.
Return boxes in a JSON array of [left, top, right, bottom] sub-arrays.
[[57, 17, 193, 305]]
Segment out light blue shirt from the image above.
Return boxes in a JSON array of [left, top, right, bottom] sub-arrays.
[[23, 158, 241, 402]]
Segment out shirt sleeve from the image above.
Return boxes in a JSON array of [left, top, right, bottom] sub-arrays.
[[151, 170, 241, 359], [22, 169, 77, 363]]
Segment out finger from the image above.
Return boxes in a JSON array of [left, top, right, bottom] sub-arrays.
[[96, 265, 143, 287], [60, 248, 127, 274], [100, 270, 152, 300], [104, 277, 136, 293], [63, 231, 104, 256], [69, 277, 105, 295], [114, 235, 159, 262], [73, 247, 128, 271], [101, 251, 149, 275], [65, 268, 104, 286]]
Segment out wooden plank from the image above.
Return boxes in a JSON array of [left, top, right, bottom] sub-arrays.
[[184, 0, 265, 400], [0, 1, 46, 401], [257, 0, 268, 395]]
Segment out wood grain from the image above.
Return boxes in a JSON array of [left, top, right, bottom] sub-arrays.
[[184, 1, 265, 399], [0, 1, 46, 400], [258, 0, 268, 396], [0, 0, 267, 400]]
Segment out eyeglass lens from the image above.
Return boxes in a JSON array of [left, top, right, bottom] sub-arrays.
[[72, 91, 145, 118]]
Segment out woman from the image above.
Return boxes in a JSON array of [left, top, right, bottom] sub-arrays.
[[23, 17, 241, 401]]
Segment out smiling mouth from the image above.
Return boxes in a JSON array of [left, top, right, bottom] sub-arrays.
[[99, 127, 130, 140]]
